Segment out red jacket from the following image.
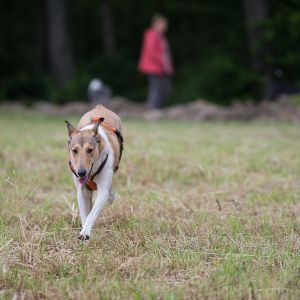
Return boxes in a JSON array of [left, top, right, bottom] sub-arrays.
[[138, 28, 174, 75]]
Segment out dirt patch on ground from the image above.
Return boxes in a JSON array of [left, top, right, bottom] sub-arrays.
[[142, 96, 300, 122], [1, 95, 300, 121]]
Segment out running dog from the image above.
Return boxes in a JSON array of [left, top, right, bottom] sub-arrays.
[[65, 105, 123, 240]]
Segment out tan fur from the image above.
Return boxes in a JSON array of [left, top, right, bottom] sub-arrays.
[[77, 105, 122, 171], [65, 105, 123, 239], [68, 128, 105, 174]]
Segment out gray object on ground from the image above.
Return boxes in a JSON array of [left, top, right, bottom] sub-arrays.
[[87, 78, 112, 105]]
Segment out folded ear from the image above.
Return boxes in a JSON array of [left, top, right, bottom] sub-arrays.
[[65, 120, 78, 137]]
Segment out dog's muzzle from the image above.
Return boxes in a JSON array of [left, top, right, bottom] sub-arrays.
[[69, 162, 94, 185]]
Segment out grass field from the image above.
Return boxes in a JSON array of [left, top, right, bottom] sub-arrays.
[[1, 111, 300, 299]]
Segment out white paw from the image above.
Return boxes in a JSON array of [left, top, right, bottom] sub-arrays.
[[78, 226, 91, 240], [78, 234, 90, 240]]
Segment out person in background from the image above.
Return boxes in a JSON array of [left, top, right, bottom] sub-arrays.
[[138, 14, 174, 109]]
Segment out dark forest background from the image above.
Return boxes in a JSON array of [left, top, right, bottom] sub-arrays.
[[0, 0, 300, 105]]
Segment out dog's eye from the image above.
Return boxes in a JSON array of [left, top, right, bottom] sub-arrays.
[[87, 148, 93, 154], [72, 149, 78, 155]]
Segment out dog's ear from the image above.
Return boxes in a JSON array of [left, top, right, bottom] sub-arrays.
[[65, 120, 78, 138], [92, 122, 101, 143]]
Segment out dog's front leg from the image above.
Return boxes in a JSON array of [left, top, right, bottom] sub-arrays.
[[76, 188, 89, 227], [78, 190, 109, 240], [75, 180, 93, 227], [78, 171, 112, 240]]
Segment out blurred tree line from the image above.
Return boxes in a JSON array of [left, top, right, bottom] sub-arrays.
[[0, 0, 299, 105]]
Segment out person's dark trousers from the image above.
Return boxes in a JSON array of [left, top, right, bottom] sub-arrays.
[[146, 74, 171, 109]]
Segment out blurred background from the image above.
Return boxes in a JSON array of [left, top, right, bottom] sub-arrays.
[[0, 0, 300, 106]]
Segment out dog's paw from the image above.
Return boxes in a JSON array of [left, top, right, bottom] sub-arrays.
[[78, 234, 90, 241], [79, 226, 91, 240]]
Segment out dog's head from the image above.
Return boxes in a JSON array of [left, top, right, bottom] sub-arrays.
[[65, 121, 104, 184]]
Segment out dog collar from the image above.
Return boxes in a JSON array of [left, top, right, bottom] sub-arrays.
[[68, 153, 109, 191], [86, 153, 109, 191]]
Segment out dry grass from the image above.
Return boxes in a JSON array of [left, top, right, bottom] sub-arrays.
[[1, 110, 300, 299]]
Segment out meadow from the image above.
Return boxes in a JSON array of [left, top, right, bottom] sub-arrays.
[[0, 110, 300, 299]]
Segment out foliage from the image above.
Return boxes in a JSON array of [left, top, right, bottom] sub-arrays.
[[173, 53, 262, 105], [263, 1, 300, 83], [0, 0, 300, 104]]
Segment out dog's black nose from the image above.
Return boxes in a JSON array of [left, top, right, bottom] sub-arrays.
[[77, 169, 86, 177]]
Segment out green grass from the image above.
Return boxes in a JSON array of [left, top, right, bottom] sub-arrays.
[[1, 111, 300, 299]]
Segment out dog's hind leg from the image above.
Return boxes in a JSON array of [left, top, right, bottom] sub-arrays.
[[108, 187, 115, 204], [82, 187, 93, 219]]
